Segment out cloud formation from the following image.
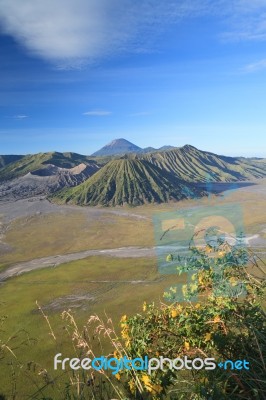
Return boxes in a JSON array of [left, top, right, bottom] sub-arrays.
[[243, 59, 266, 73], [13, 115, 28, 119], [83, 110, 112, 116], [0, 1, 266, 68], [219, 1, 266, 41], [0, 0, 191, 67]]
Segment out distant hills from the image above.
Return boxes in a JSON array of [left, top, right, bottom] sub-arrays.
[[144, 145, 266, 182], [91, 138, 175, 156], [0, 162, 99, 201], [1, 139, 266, 206], [0, 152, 100, 201], [0, 151, 99, 182]]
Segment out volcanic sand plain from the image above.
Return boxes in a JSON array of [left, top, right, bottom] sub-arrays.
[[0, 180, 266, 397]]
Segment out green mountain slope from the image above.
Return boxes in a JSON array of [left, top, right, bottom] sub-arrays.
[[2, 144, 266, 206], [142, 145, 266, 182], [0, 155, 24, 168], [52, 158, 205, 206], [0, 152, 100, 182]]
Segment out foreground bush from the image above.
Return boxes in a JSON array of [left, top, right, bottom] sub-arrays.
[[119, 240, 266, 399]]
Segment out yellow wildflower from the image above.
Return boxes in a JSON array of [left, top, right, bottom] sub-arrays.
[[141, 374, 163, 395], [246, 284, 253, 292], [195, 303, 201, 309], [190, 283, 198, 292], [204, 332, 212, 342], [115, 373, 121, 381], [128, 379, 135, 393], [166, 254, 173, 262], [120, 315, 128, 329], [198, 274, 204, 285], [171, 309, 178, 318], [182, 284, 188, 296], [143, 302, 147, 312], [120, 315, 127, 322], [184, 341, 190, 350], [121, 330, 129, 340], [213, 315, 221, 323], [141, 374, 151, 386]]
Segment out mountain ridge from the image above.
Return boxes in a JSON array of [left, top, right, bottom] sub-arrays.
[[1, 140, 266, 206], [52, 158, 206, 206], [0, 151, 100, 182], [142, 145, 266, 182]]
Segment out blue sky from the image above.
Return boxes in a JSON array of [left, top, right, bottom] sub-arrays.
[[0, 0, 266, 156]]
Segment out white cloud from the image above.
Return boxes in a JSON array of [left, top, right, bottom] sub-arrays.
[[0, 0, 216, 68], [83, 110, 112, 116], [0, 0, 115, 67], [243, 59, 266, 73], [0, 1, 266, 68], [13, 115, 28, 119]]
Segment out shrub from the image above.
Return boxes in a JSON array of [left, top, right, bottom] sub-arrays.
[[119, 238, 266, 399]]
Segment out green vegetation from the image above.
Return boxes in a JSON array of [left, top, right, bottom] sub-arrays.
[[117, 238, 266, 399], [0, 152, 99, 181], [1, 239, 264, 399], [0, 155, 23, 168], [0, 263, 8, 273], [2, 145, 266, 207], [51, 158, 205, 206], [0, 256, 176, 398], [1, 181, 266, 398], [143, 145, 266, 182]]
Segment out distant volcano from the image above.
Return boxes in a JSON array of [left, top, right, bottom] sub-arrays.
[[91, 138, 142, 156]]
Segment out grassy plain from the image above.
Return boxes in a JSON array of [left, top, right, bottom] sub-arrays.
[[0, 180, 266, 398], [0, 256, 183, 398], [1, 211, 153, 264]]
